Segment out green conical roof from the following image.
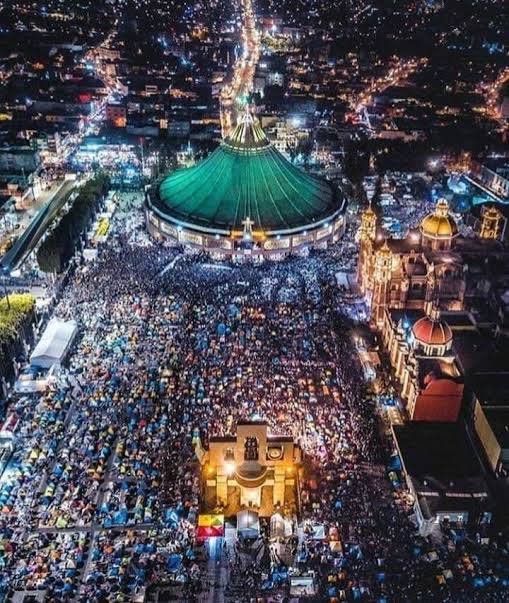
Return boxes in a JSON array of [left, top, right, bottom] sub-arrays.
[[157, 112, 343, 234]]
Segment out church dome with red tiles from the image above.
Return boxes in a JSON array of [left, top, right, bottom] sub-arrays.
[[412, 313, 452, 347]]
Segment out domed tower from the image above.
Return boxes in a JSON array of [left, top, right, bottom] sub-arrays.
[[412, 305, 453, 357], [406, 305, 462, 422], [358, 204, 377, 242], [420, 199, 458, 251], [480, 205, 503, 240], [357, 204, 377, 292], [371, 240, 393, 328]]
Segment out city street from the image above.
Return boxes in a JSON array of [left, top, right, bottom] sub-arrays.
[[220, 0, 260, 135], [1, 179, 76, 273]]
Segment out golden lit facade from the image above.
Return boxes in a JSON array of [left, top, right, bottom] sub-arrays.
[[480, 205, 503, 240], [358, 199, 466, 331], [357, 200, 468, 419], [356, 204, 377, 287], [198, 421, 302, 517]]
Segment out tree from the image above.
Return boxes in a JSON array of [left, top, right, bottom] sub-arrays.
[[0, 294, 36, 383], [37, 173, 110, 274]]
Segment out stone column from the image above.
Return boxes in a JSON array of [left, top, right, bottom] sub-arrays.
[[216, 473, 228, 508]]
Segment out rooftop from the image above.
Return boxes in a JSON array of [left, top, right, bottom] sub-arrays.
[[155, 111, 344, 235], [393, 422, 485, 481], [471, 371, 509, 408], [393, 422, 490, 519]]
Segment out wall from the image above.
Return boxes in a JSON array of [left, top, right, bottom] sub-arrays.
[[473, 399, 501, 472]]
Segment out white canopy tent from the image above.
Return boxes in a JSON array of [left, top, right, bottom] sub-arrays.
[[237, 510, 260, 539], [30, 318, 78, 369]]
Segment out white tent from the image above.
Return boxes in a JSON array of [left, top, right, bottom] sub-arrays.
[[237, 510, 260, 539], [30, 318, 78, 369], [270, 513, 285, 538]]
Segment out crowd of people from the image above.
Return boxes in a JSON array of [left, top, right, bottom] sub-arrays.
[[0, 205, 508, 601]]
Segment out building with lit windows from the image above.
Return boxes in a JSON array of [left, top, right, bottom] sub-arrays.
[[479, 205, 506, 240], [146, 110, 346, 260]]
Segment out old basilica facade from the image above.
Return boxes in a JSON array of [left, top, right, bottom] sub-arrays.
[[357, 199, 505, 422]]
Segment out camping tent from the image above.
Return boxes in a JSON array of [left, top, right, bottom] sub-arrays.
[[237, 510, 260, 539], [30, 318, 78, 369]]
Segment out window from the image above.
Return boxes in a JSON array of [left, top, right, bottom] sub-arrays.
[[244, 437, 259, 461]]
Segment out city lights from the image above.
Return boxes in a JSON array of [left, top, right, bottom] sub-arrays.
[[0, 1, 507, 601]]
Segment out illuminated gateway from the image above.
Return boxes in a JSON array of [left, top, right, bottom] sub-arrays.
[[146, 110, 346, 259]]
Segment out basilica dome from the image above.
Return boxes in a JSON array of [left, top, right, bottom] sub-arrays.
[[156, 111, 343, 235], [412, 314, 453, 347], [420, 199, 458, 240], [146, 109, 347, 259]]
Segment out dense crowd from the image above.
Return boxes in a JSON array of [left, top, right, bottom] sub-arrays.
[[0, 209, 508, 601]]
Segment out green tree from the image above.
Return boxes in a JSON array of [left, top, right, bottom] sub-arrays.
[[37, 174, 110, 274]]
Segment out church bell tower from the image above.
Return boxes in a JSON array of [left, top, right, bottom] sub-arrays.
[[480, 205, 503, 240], [371, 240, 392, 328], [357, 204, 377, 293]]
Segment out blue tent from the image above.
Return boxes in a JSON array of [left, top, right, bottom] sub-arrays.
[[388, 455, 401, 471], [113, 509, 128, 525], [167, 554, 183, 573]]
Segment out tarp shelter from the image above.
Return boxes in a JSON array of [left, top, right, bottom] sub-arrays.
[[335, 271, 352, 289], [284, 517, 293, 537], [310, 524, 325, 540], [166, 553, 183, 573], [83, 248, 99, 262], [30, 318, 78, 369], [237, 510, 260, 539], [15, 364, 57, 394]]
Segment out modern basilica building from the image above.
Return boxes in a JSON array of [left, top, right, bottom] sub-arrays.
[[146, 110, 346, 260]]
